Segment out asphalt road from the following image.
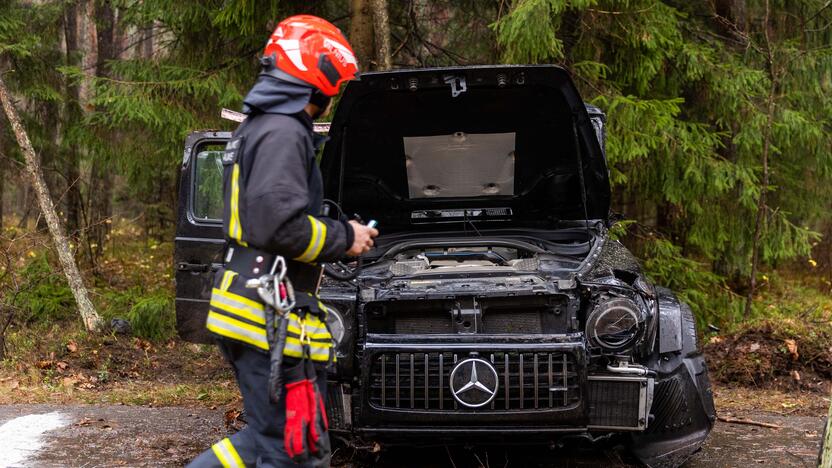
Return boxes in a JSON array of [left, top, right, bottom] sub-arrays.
[[0, 404, 823, 467]]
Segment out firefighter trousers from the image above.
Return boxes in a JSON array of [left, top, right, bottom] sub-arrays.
[[187, 339, 330, 468]]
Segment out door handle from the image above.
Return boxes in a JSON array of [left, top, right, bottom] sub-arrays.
[[178, 262, 221, 273]]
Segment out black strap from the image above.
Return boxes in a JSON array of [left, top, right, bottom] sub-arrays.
[[225, 242, 277, 276]]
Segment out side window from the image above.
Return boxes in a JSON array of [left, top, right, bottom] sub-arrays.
[[192, 145, 225, 222]]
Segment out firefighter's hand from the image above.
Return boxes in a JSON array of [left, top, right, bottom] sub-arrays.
[[347, 220, 378, 256]]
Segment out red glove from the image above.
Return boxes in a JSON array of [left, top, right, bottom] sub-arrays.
[[283, 362, 312, 462], [306, 376, 329, 457]]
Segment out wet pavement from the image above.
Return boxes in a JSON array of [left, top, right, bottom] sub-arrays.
[[0, 404, 823, 467]]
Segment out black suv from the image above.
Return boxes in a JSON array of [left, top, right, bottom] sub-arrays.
[[175, 65, 715, 467]]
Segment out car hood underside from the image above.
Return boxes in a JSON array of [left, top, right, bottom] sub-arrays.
[[319, 65, 611, 234]]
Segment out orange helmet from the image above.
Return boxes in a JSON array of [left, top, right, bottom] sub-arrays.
[[262, 15, 358, 97]]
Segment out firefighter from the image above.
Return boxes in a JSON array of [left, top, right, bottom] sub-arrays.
[[188, 15, 377, 468]]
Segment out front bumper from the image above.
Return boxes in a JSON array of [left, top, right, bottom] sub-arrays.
[[336, 334, 653, 435]]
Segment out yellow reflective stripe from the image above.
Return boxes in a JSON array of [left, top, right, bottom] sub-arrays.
[[228, 164, 247, 246], [310, 219, 326, 261], [210, 289, 266, 325], [220, 271, 237, 291], [294, 216, 327, 263], [286, 335, 332, 346], [212, 288, 264, 311], [211, 444, 230, 468], [207, 312, 268, 350], [286, 324, 331, 340], [221, 438, 245, 467], [283, 345, 332, 361], [211, 437, 244, 468], [318, 301, 330, 313], [210, 299, 265, 327], [210, 302, 265, 326]]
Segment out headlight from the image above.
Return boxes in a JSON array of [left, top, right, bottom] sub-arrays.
[[324, 304, 346, 346], [586, 298, 644, 351]]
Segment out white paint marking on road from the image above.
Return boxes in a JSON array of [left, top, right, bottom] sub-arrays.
[[0, 412, 69, 467]]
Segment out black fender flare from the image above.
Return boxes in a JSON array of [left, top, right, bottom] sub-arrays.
[[630, 288, 716, 468]]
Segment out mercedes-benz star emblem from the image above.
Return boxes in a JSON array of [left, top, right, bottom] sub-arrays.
[[449, 357, 499, 408]]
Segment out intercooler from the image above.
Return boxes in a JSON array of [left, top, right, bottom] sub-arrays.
[[367, 351, 581, 411], [586, 376, 653, 430]]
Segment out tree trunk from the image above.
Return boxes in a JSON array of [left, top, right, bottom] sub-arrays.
[[88, 0, 116, 262], [350, 0, 375, 70], [0, 76, 101, 331], [63, 0, 83, 238], [370, 0, 392, 70], [713, 0, 747, 35], [745, 0, 775, 318], [0, 146, 5, 230]]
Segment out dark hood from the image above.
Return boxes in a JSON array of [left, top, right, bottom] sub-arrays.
[[320, 65, 611, 233], [242, 75, 313, 115]]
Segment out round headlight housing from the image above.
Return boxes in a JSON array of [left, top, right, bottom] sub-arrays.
[[586, 298, 644, 351]]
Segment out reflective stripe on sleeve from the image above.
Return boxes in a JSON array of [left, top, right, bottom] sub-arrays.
[[228, 164, 247, 247], [206, 312, 268, 350], [211, 437, 245, 468], [293, 215, 327, 263]]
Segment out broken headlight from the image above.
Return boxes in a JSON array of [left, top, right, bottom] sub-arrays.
[[324, 304, 346, 346], [586, 297, 644, 351]]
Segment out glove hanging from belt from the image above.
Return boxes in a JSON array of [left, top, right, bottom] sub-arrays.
[[283, 330, 330, 463]]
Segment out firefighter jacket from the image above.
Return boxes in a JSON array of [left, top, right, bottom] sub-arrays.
[[206, 105, 352, 362]]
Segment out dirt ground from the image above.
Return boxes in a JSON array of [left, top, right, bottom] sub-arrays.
[[0, 385, 825, 468]]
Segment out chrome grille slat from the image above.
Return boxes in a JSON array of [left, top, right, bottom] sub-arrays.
[[519, 354, 524, 409], [562, 353, 568, 406], [395, 354, 400, 408], [410, 353, 415, 409], [381, 355, 386, 406], [369, 351, 580, 412], [439, 353, 444, 410], [504, 353, 509, 410], [548, 353, 553, 407], [424, 353, 429, 410], [533, 353, 539, 409]]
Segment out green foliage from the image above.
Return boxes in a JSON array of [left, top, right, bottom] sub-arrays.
[[495, 0, 832, 326], [14, 256, 75, 323], [640, 236, 742, 327], [127, 294, 175, 342], [493, 0, 570, 63]]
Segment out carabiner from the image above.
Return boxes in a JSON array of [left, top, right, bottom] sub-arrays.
[[270, 256, 288, 283]]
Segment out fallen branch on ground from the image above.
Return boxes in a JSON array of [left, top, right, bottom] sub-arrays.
[[717, 415, 782, 429]]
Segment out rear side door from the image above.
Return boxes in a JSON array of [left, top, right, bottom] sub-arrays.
[[175, 131, 230, 343]]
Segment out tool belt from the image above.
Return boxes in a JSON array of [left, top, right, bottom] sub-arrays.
[[225, 242, 277, 277], [225, 242, 323, 292]]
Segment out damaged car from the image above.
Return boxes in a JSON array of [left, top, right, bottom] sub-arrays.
[[174, 65, 716, 467]]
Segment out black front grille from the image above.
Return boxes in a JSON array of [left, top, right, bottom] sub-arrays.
[[368, 351, 581, 411]]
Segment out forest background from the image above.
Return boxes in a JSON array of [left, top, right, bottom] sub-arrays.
[[0, 0, 829, 395]]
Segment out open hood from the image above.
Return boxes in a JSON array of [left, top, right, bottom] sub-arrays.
[[320, 65, 610, 233]]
